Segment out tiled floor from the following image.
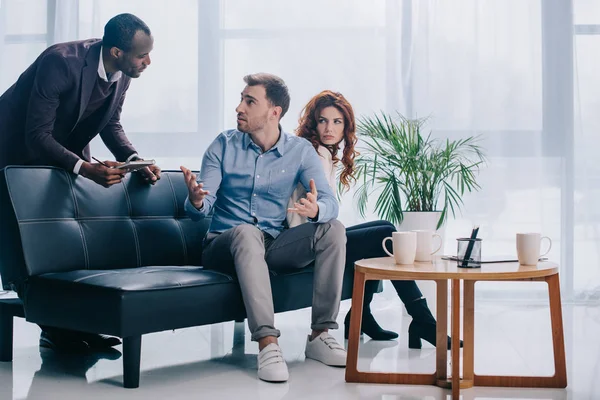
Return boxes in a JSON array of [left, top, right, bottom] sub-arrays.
[[1, 291, 598, 400]]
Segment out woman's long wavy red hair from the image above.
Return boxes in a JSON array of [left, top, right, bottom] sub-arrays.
[[296, 90, 358, 192]]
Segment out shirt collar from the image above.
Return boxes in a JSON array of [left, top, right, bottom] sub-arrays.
[[243, 125, 287, 157], [98, 46, 122, 83], [272, 126, 287, 156]]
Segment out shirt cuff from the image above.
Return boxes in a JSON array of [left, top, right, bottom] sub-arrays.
[[184, 197, 207, 221], [309, 201, 327, 223], [73, 159, 84, 175], [125, 153, 139, 162]]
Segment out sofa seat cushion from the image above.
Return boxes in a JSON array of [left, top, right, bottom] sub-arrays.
[[35, 266, 232, 291], [24, 266, 247, 337]]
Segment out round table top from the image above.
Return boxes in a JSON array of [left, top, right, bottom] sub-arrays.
[[354, 256, 559, 280]]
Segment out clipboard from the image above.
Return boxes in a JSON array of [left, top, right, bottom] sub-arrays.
[[115, 159, 155, 173]]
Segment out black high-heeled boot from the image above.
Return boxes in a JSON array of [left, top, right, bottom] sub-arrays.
[[344, 280, 398, 340], [405, 298, 463, 349], [344, 308, 399, 340]]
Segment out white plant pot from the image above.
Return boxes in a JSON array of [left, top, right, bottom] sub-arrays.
[[395, 211, 445, 317], [396, 211, 446, 251]]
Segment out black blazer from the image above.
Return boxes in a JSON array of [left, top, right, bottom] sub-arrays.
[[0, 39, 137, 170]]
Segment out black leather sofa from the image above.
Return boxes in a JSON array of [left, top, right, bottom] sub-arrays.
[[0, 166, 355, 388]]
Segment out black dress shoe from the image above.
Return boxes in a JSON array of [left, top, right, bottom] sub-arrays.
[[39, 330, 90, 353], [87, 347, 122, 360], [76, 333, 122, 349]]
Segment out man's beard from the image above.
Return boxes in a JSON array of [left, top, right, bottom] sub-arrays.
[[239, 114, 268, 134]]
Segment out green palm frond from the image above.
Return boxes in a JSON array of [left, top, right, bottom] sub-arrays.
[[353, 112, 487, 229]]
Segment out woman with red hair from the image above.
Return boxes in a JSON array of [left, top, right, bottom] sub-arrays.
[[288, 90, 458, 349]]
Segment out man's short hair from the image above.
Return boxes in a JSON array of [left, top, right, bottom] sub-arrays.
[[243, 73, 290, 119], [103, 13, 151, 52]]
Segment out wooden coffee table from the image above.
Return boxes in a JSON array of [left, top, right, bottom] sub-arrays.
[[345, 257, 567, 400]]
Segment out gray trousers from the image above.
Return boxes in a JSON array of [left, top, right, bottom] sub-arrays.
[[202, 220, 346, 341]]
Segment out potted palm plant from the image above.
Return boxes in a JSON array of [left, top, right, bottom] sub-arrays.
[[353, 112, 486, 232]]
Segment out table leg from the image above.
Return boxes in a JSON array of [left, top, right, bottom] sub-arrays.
[[547, 273, 568, 388], [345, 269, 366, 382], [463, 280, 475, 383], [451, 279, 461, 400], [435, 279, 448, 382]]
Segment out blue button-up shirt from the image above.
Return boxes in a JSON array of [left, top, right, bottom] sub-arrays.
[[184, 129, 339, 238]]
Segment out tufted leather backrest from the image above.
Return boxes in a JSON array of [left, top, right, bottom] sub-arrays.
[[0, 167, 209, 288]]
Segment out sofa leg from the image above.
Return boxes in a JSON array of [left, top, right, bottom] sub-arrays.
[[123, 335, 141, 388], [0, 311, 13, 362]]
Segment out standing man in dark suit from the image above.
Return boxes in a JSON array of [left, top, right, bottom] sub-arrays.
[[0, 13, 161, 187], [0, 14, 160, 351]]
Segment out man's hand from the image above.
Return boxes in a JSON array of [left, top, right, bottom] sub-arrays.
[[137, 164, 161, 184], [80, 160, 125, 188], [287, 179, 319, 220], [180, 166, 210, 209]]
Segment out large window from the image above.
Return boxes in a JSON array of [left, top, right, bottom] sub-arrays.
[[0, 0, 51, 90], [78, 0, 199, 135], [573, 0, 600, 299]]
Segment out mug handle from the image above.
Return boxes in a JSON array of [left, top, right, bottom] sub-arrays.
[[540, 236, 552, 257], [431, 233, 443, 255], [382, 237, 394, 257]]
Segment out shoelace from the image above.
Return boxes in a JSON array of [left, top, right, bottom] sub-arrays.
[[321, 334, 345, 351], [259, 346, 285, 368]]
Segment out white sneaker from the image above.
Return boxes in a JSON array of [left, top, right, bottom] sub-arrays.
[[257, 343, 289, 382], [305, 332, 347, 367]]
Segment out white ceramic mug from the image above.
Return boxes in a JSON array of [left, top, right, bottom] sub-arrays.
[[382, 231, 417, 265], [516, 233, 552, 266], [413, 230, 443, 262]]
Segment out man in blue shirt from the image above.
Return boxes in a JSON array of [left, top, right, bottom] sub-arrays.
[[181, 73, 346, 382]]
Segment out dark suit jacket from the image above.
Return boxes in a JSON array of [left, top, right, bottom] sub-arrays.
[[0, 39, 137, 171]]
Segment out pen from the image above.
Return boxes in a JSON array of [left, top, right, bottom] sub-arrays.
[[92, 156, 111, 168], [460, 225, 480, 268]]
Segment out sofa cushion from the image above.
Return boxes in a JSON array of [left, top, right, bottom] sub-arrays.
[[35, 266, 231, 291], [24, 266, 247, 337]]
